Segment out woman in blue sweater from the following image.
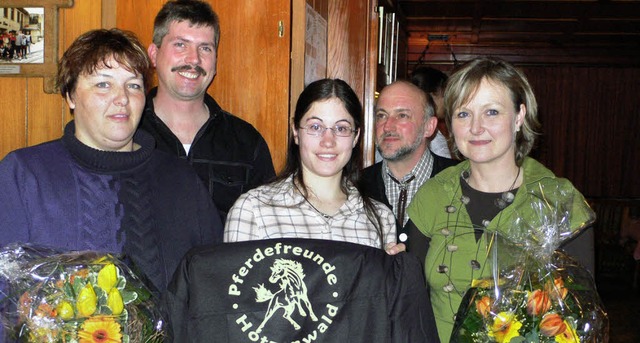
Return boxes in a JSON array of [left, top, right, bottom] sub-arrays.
[[0, 28, 223, 294]]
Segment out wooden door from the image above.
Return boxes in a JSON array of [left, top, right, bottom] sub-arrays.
[[210, 1, 291, 172]]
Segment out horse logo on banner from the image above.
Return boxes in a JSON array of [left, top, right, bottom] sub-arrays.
[[253, 258, 318, 333]]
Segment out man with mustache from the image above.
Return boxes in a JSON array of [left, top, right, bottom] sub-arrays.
[[140, 0, 275, 224], [360, 80, 457, 262]]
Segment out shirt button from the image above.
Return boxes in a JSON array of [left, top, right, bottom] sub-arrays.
[[399, 233, 408, 242]]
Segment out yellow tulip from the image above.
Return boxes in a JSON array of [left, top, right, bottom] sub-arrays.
[[107, 288, 124, 315], [97, 263, 118, 292], [77, 283, 97, 317], [56, 301, 75, 320]]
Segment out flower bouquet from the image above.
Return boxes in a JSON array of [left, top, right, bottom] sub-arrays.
[[0, 244, 165, 342], [451, 184, 608, 342]]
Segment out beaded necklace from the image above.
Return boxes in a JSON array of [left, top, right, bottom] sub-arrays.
[[438, 167, 521, 317]]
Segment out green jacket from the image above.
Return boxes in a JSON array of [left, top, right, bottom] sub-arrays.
[[407, 157, 595, 343]]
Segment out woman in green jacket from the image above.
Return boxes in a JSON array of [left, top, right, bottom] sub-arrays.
[[407, 57, 595, 342]]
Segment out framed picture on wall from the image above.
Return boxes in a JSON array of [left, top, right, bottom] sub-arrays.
[[0, 0, 74, 93]]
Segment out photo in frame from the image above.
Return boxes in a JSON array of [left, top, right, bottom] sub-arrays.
[[0, 0, 74, 93]]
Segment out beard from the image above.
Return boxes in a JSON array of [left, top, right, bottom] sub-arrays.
[[376, 126, 425, 162]]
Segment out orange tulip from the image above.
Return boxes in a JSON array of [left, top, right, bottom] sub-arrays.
[[527, 289, 551, 316], [545, 276, 568, 301], [539, 312, 567, 337], [476, 296, 492, 318]]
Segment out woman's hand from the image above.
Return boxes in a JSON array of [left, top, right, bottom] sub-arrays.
[[385, 242, 406, 255]]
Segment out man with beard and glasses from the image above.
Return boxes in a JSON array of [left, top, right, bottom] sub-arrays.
[[140, 0, 275, 224], [360, 80, 457, 263]]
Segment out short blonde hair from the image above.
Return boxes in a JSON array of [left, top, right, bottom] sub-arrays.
[[444, 57, 540, 165]]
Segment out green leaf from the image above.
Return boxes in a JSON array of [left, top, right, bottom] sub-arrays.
[[121, 289, 138, 304], [63, 280, 75, 298], [116, 275, 127, 289], [97, 303, 112, 315], [72, 277, 86, 296], [524, 328, 540, 342]]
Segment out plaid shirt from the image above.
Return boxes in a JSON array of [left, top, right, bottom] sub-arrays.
[[382, 150, 434, 226], [224, 176, 396, 248]]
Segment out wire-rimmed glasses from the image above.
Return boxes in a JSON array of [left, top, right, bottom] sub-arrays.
[[299, 123, 357, 137]]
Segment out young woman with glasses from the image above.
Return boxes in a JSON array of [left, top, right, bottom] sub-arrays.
[[224, 78, 402, 252]]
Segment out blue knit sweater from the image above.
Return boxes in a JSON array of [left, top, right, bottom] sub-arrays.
[[0, 122, 223, 293]]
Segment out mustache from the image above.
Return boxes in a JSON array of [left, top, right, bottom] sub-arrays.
[[171, 65, 207, 77], [379, 132, 400, 140]]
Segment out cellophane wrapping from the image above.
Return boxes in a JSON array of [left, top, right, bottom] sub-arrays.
[[451, 184, 608, 343], [0, 244, 165, 343]]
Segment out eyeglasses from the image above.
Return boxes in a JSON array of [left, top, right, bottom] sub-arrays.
[[299, 123, 357, 137]]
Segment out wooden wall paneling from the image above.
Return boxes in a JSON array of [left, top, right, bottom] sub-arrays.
[[590, 67, 640, 197], [57, 6, 69, 126], [26, 78, 64, 147], [59, 0, 104, 126], [406, 43, 640, 69], [208, 0, 291, 172], [115, 0, 164, 88], [327, 0, 367, 97], [327, 0, 378, 166], [616, 69, 640, 197], [578, 69, 606, 196], [102, 0, 117, 29], [400, 1, 640, 68], [396, 29, 408, 80], [523, 66, 640, 198], [60, 0, 103, 52], [290, 0, 308, 127], [0, 78, 28, 158], [528, 67, 595, 196], [116, 0, 164, 49]]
